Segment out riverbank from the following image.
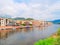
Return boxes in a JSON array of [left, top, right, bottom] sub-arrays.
[[0, 26, 33, 29], [34, 28, 60, 45]]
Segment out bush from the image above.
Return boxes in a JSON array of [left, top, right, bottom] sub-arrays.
[[57, 28, 60, 36], [29, 24, 32, 26], [54, 28, 60, 45], [21, 24, 26, 26]]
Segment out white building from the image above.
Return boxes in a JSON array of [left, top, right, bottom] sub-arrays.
[[0, 18, 10, 26]]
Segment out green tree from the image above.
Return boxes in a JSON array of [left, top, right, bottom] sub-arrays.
[[26, 18, 34, 20]]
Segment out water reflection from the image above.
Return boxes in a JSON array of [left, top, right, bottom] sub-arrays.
[[0, 27, 34, 39], [0, 25, 60, 45], [0, 26, 53, 40]]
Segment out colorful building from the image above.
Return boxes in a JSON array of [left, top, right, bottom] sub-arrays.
[[16, 20, 33, 25]]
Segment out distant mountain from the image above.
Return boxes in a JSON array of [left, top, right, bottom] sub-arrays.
[[52, 19, 60, 24], [13, 17, 25, 20], [0, 15, 11, 18]]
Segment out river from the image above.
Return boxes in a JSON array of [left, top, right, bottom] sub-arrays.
[[0, 24, 60, 45]]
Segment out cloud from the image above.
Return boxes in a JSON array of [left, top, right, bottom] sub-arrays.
[[0, 0, 60, 20], [0, 0, 28, 16]]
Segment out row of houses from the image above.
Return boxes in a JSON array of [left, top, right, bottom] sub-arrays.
[[0, 18, 52, 26], [0, 18, 17, 26], [0, 18, 32, 26], [16, 20, 52, 26]]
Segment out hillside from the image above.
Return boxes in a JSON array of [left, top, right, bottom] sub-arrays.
[[52, 19, 60, 24], [13, 17, 25, 20]]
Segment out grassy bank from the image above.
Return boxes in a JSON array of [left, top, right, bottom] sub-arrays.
[[34, 28, 60, 45]]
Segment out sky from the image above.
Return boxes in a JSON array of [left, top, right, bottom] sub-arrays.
[[0, 0, 60, 21]]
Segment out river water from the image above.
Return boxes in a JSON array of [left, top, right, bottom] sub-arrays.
[[0, 24, 60, 45]]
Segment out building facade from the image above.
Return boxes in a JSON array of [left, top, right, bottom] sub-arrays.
[[0, 18, 10, 26]]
